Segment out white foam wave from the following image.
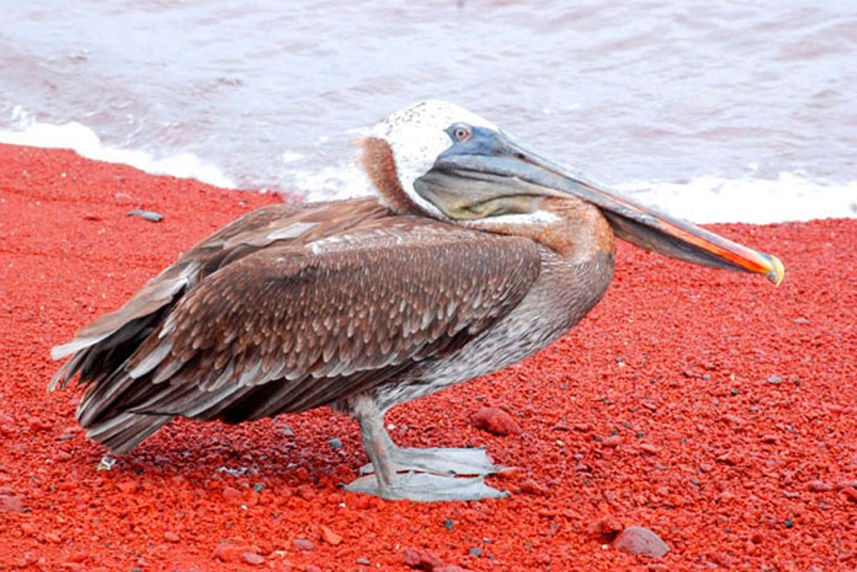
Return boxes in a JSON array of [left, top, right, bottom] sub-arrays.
[[292, 161, 375, 203], [617, 173, 857, 224], [0, 109, 235, 188], [3, 108, 854, 223]]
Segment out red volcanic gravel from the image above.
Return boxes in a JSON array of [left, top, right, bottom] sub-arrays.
[[1, 143, 856, 570]]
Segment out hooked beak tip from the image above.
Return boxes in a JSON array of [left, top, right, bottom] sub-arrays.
[[767, 254, 785, 286]]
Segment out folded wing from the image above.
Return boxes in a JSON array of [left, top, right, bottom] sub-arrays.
[[52, 204, 542, 453]]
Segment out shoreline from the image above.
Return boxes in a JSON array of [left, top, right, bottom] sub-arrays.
[[1, 143, 855, 570]]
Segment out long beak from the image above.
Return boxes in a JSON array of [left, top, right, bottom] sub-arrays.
[[420, 129, 785, 285]]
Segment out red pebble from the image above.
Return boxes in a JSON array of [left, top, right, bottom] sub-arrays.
[[639, 443, 660, 454], [241, 552, 265, 565], [403, 547, 444, 570], [116, 481, 137, 494], [808, 480, 833, 492], [293, 538, 315, 551], [590, 516, 624, 542], [470, 407, 521, 436], [212, 542, 244, 563], [840, 487, 857, 503], [612, 526, 670, 558], [319, 524, 343, 546], [222, 486, 241, 499], [296, 484, 316, 500], [163, 531, 180, 543], [0, 493, 25, 513]]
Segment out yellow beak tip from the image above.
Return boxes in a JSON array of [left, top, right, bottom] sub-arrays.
[[767, 255, 785, 286]]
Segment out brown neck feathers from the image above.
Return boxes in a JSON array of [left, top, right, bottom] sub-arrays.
[[360, 137, 421, 215]]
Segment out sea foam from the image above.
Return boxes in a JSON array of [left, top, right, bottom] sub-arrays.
[[0, 108, 235, 188], [3, 109, 854, 224], [617, 174, 857, 224]]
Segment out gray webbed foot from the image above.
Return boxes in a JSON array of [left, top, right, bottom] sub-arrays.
[[345, 471, 508, 501], [358, 445, 502, 476]]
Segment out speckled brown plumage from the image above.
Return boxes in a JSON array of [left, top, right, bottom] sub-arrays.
[[53, 197, 558, 453]]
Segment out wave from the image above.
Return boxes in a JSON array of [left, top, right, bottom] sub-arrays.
[[616, 174, 857, 224], [0, 108, 235, 188], [3, 110, 854, 224]]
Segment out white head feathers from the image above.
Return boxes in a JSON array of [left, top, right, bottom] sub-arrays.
[[369, 100, 498, 217]]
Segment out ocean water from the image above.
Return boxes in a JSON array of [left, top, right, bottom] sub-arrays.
[[1, 0, 855, 223]]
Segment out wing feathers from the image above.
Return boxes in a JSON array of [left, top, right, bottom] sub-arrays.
[[54, 205, 542, 452]]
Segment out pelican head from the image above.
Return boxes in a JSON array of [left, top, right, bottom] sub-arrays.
[[363, 100, 784, 285]]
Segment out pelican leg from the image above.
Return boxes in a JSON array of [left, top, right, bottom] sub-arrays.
[[344, 404, 508, 501]]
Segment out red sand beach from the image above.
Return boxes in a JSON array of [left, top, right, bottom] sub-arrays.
[[0, 143, 855, 571]]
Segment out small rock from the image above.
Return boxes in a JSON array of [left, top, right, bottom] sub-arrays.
[[612, 526, 670, 558], [808, 480, 833, 492], [517, 479, 549, 496], [116, 481, 138, 494], [470, 407, 521, 436], [468, 547, 482, 557], [602, 434, 622, 448], [212, 542, 244, 563], [222, 486, 241, 499], [126, 209, 164, 222], [0, 492, 25, 513], [242, 552, 265, 566], [44, 532, 63, 544], [319, 524, 342, 546], [766, 375, 783, 385], [356, 558, 371, 565], [279, 423, 295, 436], [840, 487, 857, 503], [710, 551, 735, 567], [296, 484, 316, 500], [164, 531, 180, 543], [590, 516, 624, 541], [293, 538, 315, 551], [328, 438, 343, 449], [639, 443, 660, 454], [403, 547, 444, 570], [443, 518, 454, 531]]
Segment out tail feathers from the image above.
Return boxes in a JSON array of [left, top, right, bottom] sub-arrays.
[[51, 333, 112, 361], [84, 411, 173, 455], [49, 349, 89, 391]]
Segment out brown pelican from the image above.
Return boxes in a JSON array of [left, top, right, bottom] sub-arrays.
[[51, 101, 784, 501]]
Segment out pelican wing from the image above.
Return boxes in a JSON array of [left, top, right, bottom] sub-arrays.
[[64, 213, 541, 453], [50, 198, 388, 390]]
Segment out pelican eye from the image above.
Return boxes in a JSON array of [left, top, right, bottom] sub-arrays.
[[449, 123, 472, 142]]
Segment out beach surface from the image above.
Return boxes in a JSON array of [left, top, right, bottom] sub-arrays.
[[0, 143, 855, 570]]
